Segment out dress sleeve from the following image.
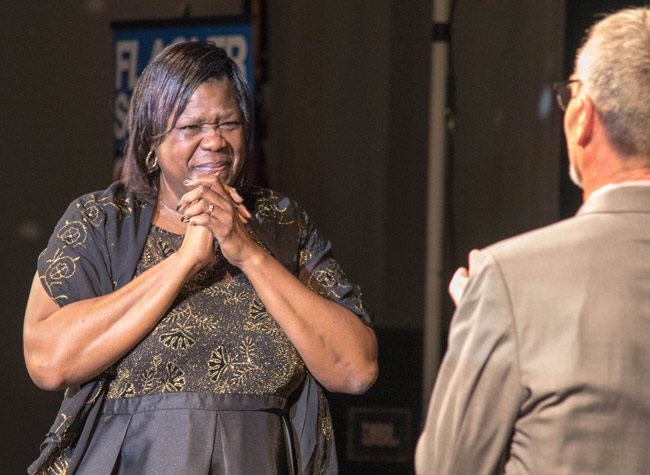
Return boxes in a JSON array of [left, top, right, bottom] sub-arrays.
[[415, 250, 525, 475], [37, 194, 112, 306], [296, 205, 373, 327]]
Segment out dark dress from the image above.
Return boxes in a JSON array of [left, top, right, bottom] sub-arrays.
[[30, 183, 372, 475]]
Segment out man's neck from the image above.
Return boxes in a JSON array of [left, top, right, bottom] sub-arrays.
[[583, 166, 650, 201]]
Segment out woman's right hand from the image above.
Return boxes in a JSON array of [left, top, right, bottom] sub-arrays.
[[177, 222, 215, 273]]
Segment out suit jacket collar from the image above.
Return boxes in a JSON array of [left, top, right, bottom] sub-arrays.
[[577, 184, 650, 216]]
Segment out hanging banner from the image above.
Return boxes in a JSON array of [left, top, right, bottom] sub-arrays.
[[112, 19, 254, 158]]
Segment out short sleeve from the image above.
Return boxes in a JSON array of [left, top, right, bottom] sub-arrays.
[[244, 186, 373, 327], [296, 206, 373, 327], [37, 193, 114, 306]]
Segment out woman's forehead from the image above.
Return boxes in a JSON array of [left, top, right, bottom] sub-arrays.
[[180, 80, 239, 113]]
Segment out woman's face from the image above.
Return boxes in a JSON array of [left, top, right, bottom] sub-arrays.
[[156, 79, 246, 197]]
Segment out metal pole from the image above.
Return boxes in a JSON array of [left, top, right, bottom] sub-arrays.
[[423, 0, 451, 413]]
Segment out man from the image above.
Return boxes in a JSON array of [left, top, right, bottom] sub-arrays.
[[416, 7, 650, 474]]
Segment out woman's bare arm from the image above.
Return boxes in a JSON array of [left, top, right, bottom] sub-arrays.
[[239, 248, 378, 394], [23, 225, 213, 391]]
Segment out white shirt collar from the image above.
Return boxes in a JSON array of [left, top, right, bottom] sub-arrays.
[[587, 180, 650, 202]]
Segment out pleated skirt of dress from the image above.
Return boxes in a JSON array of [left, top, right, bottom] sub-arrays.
[[74, 392, 293, 475]]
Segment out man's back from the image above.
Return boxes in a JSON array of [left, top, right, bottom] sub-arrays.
[[496, 185, 650, 473], [416, 185, 650, 474]]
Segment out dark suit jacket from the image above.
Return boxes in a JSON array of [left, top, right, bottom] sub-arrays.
[[416, 185, 650, 474]]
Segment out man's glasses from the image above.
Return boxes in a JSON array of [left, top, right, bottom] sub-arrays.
[[553, 79, 582, 111]]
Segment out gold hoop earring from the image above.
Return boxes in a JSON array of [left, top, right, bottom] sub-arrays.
[[145, 150, 158, 173]]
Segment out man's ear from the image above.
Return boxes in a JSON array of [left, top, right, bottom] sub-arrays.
[[575, 96, 595, 147]]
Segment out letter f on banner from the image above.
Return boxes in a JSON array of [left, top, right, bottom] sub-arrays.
[[115, 40, 139, 90]]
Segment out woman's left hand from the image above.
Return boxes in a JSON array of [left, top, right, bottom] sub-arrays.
[[177, 174, 255, 267]]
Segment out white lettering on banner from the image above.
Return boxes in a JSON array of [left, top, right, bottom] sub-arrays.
[[114, 40, 139, 89], [113, 91, 130, 140]]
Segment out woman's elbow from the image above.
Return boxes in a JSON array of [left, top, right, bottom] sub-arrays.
[[350, 359, 379, 395], [328, 359, 379, 395], [24, 346, 69, 391], [342, 336, 379, 394], [26, 359, 68, 391], [344, 327, 379, 394]]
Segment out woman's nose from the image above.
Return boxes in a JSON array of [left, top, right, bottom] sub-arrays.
[[200, 126, 226, 150]]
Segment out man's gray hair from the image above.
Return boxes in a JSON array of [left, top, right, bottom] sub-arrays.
[[577, 7, 650, 158]]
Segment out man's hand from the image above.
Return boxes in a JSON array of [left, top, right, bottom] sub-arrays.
[[448, 249, 481, 306]]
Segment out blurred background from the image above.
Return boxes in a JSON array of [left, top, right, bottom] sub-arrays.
[[1, 0, 645, 473]]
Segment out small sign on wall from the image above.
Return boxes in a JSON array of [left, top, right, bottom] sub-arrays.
[[347, 406, 413, 463]]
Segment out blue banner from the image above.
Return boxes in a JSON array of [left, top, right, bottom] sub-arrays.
[[113, 22, 254, 158]]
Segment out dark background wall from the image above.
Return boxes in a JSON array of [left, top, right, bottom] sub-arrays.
[[1, 0, 641, 473]]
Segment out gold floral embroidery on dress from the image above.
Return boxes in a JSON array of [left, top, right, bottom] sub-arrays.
[[204, 275, 249, 305], [140, 355, 162, 394], [56, 220, 88, 248], [76, 195, 133, 228], [40, 249, 80, 302], [39, 192, 137, 303], [159, 326, 196, 351], [318, 392, 333, 441], [253, 189, 295, 225], [244, 296, 283, 336], [207, 337, 262, 392], [153, 303, 217, 351], [306, 258, 349, 300], [107, 368, 135, 399], [299, 249, 311, 268], [77, 199, 102, 228], [320, 414, 333, 442], [140, 355, 187, 394], [35, 451, 69, 475], [159, 361, 187, 392], [52, 413, 72, 435]]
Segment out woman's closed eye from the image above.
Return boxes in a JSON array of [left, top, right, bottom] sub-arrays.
[[176, 121, 241, 137], [218, 121, 242, 132], [177, 124, 202, 137]]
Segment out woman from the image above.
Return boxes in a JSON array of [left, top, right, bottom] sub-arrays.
[[24, 41, 378, 474]]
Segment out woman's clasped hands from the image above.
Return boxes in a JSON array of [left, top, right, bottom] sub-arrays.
[[175, 173, 254, 270]]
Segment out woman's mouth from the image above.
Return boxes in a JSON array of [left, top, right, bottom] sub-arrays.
[[191, 162, 230, 177]]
